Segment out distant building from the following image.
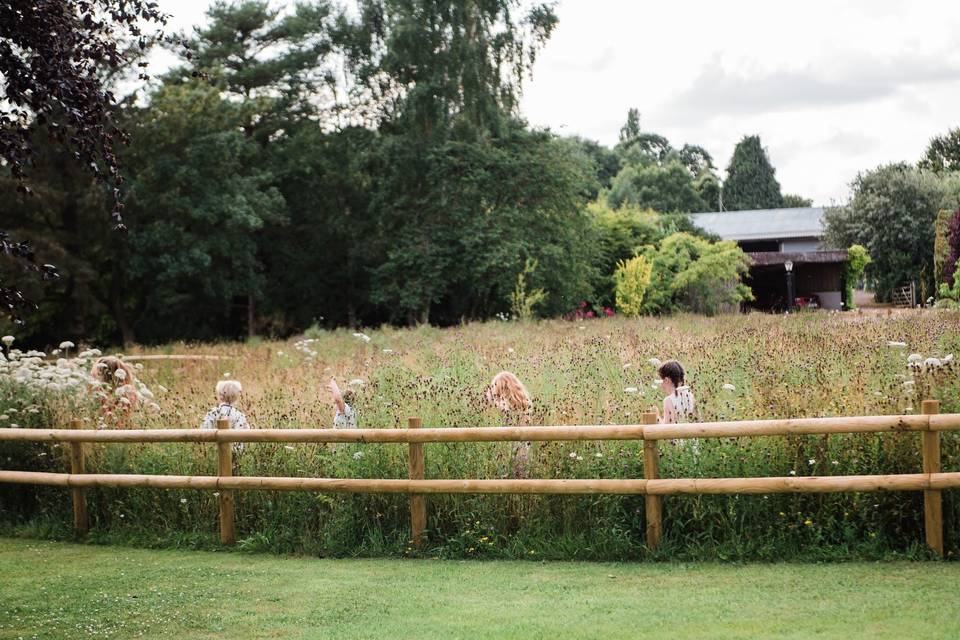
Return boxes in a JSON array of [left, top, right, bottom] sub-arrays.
[[691, 207, 849, 311]]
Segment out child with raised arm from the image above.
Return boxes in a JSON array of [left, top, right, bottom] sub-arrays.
[[327, 378, 357, 429], [657, 360, 696, 424]]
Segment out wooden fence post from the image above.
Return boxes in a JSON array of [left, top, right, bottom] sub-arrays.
[[921, 399, 943, 557], [642, 412, 661, 550], [408, 417, 426, 548], [216, 418, 235, 545], [69, 419, 88, 537]]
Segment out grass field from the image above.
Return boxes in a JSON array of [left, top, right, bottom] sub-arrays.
[[0, 538, 958, 639], [2, 312, 960, 559]]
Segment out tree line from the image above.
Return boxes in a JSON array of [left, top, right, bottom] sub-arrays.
[[5, 0, 957, 345]]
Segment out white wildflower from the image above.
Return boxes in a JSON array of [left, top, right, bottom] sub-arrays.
[[223, 372, 231, 378], [1, 336, 13, 346], [507, 348, 514, 354], [9, 423, 19, 428], [622, 363, 632, 370], [352, 332, 372, 343], [807, 458, 816, 466], [0, 415, 6, 421], [353, 451, 364, 460], [907, 353, 923, 364], [943, 354, 954, 363], [284, 445, 295, 451], [51, 349, 60, 356], [348, 379, 364, 387], [569, 452, 578, 459], [58, 341, 75, 350], [180, 498, 187, 504], [648, 357, 662, 368], [788, 470, 796, 476], [576, 455, 583, 461], [903, 380, 915, 387], [624, 387, 639, 394], [157, 385, 168, 394], [923, 357, 942, 368], [595, 453, 603, 458], [886, 341, 907, 348], [382, 348, 394, 354], [722, 383, 736, 391], [148, 403, 161, 413], [277, 351, 285, 356], [831, 461, 839, 466], [113, 368, 127, 381]]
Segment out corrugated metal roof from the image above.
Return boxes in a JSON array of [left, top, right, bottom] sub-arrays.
[[748, 250, 848, 266], [691, 207, 825, 241]]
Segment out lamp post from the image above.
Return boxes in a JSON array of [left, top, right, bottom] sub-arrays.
[[784, 260, 795, 313]]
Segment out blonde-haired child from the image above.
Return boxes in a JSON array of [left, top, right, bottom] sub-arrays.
[[484, 371, 532, 417], [485, 370, 533, 477], [200, 380, 252, 435]]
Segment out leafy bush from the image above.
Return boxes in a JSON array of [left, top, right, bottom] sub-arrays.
[[641, 233, 753, 315], [509, 259, 547, 321], [613, 256, 652, 317], [844, 244, 872, 309]]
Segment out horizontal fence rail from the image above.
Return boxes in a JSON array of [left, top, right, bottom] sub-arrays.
[[0, 403, 955, 556], [2, 414, 959, 444]]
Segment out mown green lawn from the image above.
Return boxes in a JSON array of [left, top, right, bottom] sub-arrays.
[[0, 538, 958, 640]]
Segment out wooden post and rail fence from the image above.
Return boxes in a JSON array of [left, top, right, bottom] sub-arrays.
[[0, 400, 956, 556]]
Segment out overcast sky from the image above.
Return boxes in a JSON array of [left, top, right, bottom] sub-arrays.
[[157, 0, 960, 206]]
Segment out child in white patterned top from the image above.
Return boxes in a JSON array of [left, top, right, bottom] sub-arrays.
[[657, 360, 696, 424], [200, 380, 252, 451], [328, 378, 357, 429]]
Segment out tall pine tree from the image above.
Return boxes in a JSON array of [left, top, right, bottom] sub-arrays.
[[722, 135, 783, 211]]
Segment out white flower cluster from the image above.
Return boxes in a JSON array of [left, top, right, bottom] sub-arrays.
[[0, 338, 159, 414], [293, 338, 320, 360]]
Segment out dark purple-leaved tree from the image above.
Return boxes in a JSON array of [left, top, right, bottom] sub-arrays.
[[0, 0, 170, 322]]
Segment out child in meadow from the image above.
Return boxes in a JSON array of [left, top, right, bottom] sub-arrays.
[[200, 380, 252, 437], [90, 356, 140, 427], [328, 378, 357, 428], [657, 360, 696, 424], [90, 356, 140, 407], [485, 371, 533, 477]]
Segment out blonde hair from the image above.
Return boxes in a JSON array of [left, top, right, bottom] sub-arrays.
[[486, 371, 532, 413], [216, 380, 243, 404], [90, 356, 136, 387]]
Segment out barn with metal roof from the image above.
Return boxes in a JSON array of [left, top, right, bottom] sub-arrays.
[[691, 207, 849, 312]]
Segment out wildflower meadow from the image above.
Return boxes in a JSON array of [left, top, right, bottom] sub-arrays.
[[1, 311, 959, 561]]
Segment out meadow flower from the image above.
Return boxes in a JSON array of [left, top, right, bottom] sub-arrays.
[[1, 336, 13, 346], [113, 368, 127, 381], [353, 332, 372, 343], [180, 498, 187, 504], [648, 357, 662, 368], [622, 363, 632, 370], [383, 348, 394, 354], [788, 470, 796, 476], [569, 452, 577, 459], [284, 445, 295, 451], [804, 519, 813, 526], [624, 387, 639, 394], [923, 357, 941, 368], [886, 341, 906, 348], [348, 379, 364, 387], [507, 348, 514, 353], [807, 458, 816, 466], [722, 383, 736, 391], [907, 353, 923, 363], [353, 451, 364, 460], [59, 341, 75, 350]]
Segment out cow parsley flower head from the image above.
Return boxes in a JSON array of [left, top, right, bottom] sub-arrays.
[[1, 336, 13, 347], [624, 387, 639, 394], [907, 353, 923, 364], [722, 383, 736, 391], [58, 341, 75, 350], [113, 368, 127, 381], [648, 357, 662, 368]]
